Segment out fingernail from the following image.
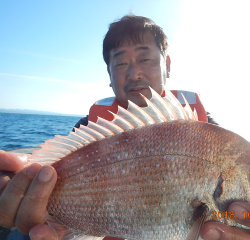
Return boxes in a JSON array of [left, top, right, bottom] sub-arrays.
[[232, 204, 247, 220], [25, 164, 40, 178], [38, 166, 53, 182], [0, 150, 6, 158], [203, 228, 221, 240], [0, 176, 11, 189]]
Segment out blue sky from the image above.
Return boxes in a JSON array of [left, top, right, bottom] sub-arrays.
[[1, 0, 250, 140]]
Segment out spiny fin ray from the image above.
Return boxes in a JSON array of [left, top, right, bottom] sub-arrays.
[[68, 132, 91, 145], [127, 100, 155, 125], [149, 86, 178, 120], [140, 94, 167, 123], [32, 150, 65, 158], [181, 93, 196, 120], [96, 117, 124, 134], [79, 125, 105, 140], [109, 111, 135, 131], [194, 108, 198, 121], [54, 135, 83, 149], [163, 87, 189, 120], [117, 106, 145, 127], [74, 128, 97, 142], [38, 144, 71, 155], [87, 121, 114, 137], [44, 139, 77, 151]]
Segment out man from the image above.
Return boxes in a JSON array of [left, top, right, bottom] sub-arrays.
[[0, 15, 250, 240]]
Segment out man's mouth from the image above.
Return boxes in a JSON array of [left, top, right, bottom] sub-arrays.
[[128, 87, 148, 92]]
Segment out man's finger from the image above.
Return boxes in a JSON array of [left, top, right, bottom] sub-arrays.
[[200, 221, 250, 240], [0, 150, 28, 172], [16, 165, 57, 234], [29, 224, 58, 240], [29, 219, 69, 240], [0, 175, 11, 194], [0, 163, 41, 227], [228, 202, 250, 227]]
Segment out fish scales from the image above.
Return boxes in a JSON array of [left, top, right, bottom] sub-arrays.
[[46, 120, 250, 239]]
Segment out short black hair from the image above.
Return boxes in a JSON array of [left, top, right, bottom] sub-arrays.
[[103, 15, 168, 67]]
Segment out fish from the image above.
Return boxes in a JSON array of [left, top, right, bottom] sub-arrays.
[[24, 87, 250, 240]]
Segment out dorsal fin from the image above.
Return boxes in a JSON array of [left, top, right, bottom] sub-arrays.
[[127, 100, 155, 125], [140, 94, 167, 123], [193, 108, 198, 121], [87, 121, 114, 137], [116, 106, 145, 127], [96, 117, 124, 134], [109, 111, 135, 130], [79, 125, 105, 140], [163, 87, 189, 120], [74, 128, 97, 142], [28, 87, 198, 165], [181, 93, 196, 120], [149, 86, 178, 120]]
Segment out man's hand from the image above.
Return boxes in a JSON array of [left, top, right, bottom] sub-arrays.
[[200, 202, 250, 240], [0, 150, 62, 239]]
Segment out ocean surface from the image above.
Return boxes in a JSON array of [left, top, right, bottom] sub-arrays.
[[0, 112, 83, 151]]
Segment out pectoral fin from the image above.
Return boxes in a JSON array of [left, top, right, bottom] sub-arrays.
[[185, 204, 209, 240], [46, 214, 104, 240]]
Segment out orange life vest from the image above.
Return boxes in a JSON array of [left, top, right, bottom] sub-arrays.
[[88, 90, 207, 240], [88, 90, 208, 123]]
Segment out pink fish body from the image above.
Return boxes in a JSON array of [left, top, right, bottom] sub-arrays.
[[29, 88, 250, 240]]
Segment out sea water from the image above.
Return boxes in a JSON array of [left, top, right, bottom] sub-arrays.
[[0, 112, 83, 151]]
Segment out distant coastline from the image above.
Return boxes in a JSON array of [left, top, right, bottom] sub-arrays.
[[0, 108, 85, 117]]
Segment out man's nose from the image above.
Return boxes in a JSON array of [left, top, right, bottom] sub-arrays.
[[126, 61, 142, 81]]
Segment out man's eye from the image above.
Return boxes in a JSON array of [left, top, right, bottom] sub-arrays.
[[115, 62, 126, 67], [140, 59, 150, 62]]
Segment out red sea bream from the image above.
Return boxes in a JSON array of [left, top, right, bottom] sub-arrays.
[[27, 88, 250, 240]]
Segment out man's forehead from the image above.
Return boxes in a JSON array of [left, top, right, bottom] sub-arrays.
[[110, 33, 156, 54]]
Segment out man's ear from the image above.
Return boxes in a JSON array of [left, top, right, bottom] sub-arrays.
[[107, 66, 112, 87], [166, 55, 171, 78], [107, 66, 111, 77]]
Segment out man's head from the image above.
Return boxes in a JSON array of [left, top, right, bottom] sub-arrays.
[[103, 15, 170, 107]]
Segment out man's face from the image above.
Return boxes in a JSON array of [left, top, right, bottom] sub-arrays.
[[108, 33, 167, 107]]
